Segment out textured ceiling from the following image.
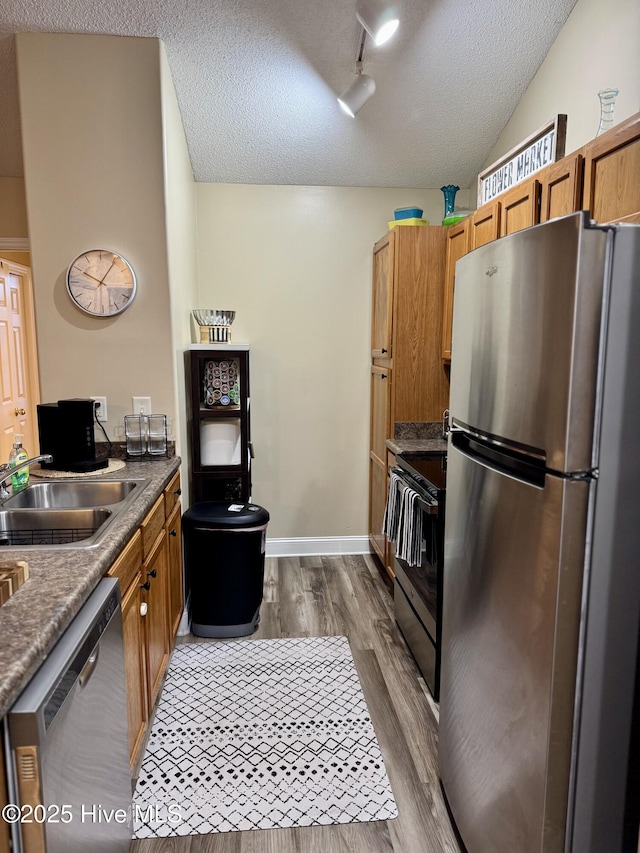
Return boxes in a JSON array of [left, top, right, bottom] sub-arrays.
[[0, 0, 578, 188]]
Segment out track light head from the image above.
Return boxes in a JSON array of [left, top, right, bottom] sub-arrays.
[[356, 0, 399, 46], [337, 71, 376, 117]]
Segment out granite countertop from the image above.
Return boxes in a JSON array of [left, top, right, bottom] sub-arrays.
[[0, 455, 181, 717], [386, 437, 448, 455]]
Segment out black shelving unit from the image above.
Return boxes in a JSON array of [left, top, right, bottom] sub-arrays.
[[185, 345, 251, 503]]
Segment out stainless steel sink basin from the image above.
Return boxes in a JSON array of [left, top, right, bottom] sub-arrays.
[[3, 480, 139, 509], [0, 508, 112, 548], [0, 478, 149, 549]]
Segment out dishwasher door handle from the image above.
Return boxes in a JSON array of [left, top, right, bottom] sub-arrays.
[[78, 645, 100, 689]]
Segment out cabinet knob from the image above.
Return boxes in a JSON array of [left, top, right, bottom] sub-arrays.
[[174, 488, 182, 496], [141, 580, 151, 590], [381, 348, 387, 354], [147, 569, 157, 578], [381, 373, 387, 380], [140, 602, 148, 616], [169, 529, 177, 537]]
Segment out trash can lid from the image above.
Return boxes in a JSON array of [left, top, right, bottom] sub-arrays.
[[184, 501, 270, 529]]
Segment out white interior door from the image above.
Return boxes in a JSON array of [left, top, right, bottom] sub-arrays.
[[0, 259, 39, 462]]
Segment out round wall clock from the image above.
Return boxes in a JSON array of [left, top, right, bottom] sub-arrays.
[[66, 249, 137, 317]]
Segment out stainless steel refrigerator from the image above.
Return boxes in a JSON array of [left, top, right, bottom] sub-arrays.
[[439, 212, 640, 853]]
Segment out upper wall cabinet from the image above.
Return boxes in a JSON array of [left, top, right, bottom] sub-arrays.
[[499, 178, 541, 237], [539, 153, 583, 223], [441, 110, 640, 363], [582, 112, 640, 225], [371, 234, 394, 358]]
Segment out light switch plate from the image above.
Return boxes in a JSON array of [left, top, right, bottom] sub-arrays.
[[132, 396, 152, 415]]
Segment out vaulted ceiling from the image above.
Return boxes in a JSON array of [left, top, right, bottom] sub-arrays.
[[0, 0, 578, 188]]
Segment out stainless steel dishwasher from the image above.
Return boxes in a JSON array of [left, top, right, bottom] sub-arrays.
[[5, 577, 132, 852]]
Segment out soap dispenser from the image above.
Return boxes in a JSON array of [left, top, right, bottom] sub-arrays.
[[9, 434, 29, 490]]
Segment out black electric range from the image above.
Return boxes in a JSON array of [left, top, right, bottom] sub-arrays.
[[392, 451, 447, 700]]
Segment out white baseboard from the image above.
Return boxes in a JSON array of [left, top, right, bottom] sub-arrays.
[[266, 536, 372, 558]]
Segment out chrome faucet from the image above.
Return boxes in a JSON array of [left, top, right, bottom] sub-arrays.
[[0, 454, 53, 500]]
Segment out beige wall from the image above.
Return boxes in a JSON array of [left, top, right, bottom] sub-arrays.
[[0, 177, 28, 237], [485, 0, 639, 166], [160, 44, 199, 503], [16, 33, 176, 431], [195, 185, 465, 539]]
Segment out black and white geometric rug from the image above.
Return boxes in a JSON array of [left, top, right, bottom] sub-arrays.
[[133, 636, 398, 837]]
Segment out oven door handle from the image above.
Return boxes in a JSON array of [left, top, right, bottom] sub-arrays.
[[391, 468, 439, 515]]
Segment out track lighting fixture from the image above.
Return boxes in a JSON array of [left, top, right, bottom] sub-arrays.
[[356, 0, 399, 46], [337, 61, 376, 117]]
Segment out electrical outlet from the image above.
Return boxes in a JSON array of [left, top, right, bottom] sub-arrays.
[[132, 396, 152, 415], [91, 396, 108, 422]]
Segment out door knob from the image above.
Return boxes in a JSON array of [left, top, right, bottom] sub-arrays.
[[14, 408, 26, 416]]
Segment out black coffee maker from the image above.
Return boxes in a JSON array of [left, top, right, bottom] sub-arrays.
[[37, 399, 108, 472]]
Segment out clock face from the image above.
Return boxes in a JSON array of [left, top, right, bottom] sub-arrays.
[[66, 249, 137, 317]]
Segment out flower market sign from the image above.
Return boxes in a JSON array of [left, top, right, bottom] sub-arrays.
[[477, 115, 567, 206]]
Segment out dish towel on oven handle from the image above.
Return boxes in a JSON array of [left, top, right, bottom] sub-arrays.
[[395, 487, 423, 567], [382, 473, 423, 568], [382, 470, 403, 541]]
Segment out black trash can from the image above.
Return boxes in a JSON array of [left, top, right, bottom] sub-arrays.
[[183, 501, 270, 638]]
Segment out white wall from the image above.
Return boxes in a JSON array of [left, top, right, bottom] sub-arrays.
[[16, 34, 176, 429], [485, 0, 639, 166], [160, 44, 199, 503], [195, 185, 465, 539]]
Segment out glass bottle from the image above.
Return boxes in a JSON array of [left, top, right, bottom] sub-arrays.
[[596, 88, 619, 137]]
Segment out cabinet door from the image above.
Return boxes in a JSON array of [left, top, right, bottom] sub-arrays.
[[499, 178, 540, 237], [471, 200, 501, 248], [166, 501, 184, 640], [142, 532, 170, 709], [371, 233, 394, 358], [121, 574, 147, 772], [583, 112, 640, 224], [369, 455, 387, 562], [539, 153, 583, 222], [370, 364, 391, 463], [442, 218, 471, 362], [385, 451, 397, 578]]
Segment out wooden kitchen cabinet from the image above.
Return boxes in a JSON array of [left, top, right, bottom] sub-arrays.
[[142, 529, 170, 710], [441, 217, 471, 362], [499, 178, 541, 236], [371, 234, 393, 358], [120, 573, 147, 770], [539, 152, 583, 222], [166, 499, 184, 640], [105, 475, 182, 771], [368, 226, 449, 569], [582, 111, 640, 224], [470, 200, 501, 248]]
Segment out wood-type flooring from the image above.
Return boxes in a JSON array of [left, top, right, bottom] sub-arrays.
[[130, 554, 463, 853]]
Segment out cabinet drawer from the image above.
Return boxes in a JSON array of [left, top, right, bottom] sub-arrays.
[[106, 529, 142, 594], [141, 496, 165, 559], [164, 471, 182, 519]]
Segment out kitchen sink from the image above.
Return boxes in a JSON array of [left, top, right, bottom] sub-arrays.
[[3, 480, 140, 509], [0, 508, 112, 548], [0, 478, 149, 549]]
